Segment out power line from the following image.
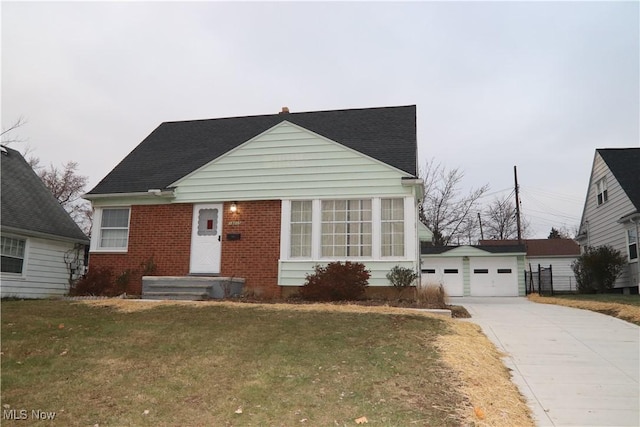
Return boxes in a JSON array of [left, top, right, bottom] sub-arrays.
[[522, 186, 584, 203]]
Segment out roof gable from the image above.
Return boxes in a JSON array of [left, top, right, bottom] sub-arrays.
[[597, 148, 640, 210], [170, 121, 414, 202], [1, 147, 89, 243], [88, 105, 417, 195]]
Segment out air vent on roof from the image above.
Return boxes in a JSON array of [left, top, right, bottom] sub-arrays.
[[279, 107, 290, 114]]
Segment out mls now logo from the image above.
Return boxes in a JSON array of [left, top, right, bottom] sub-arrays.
[[3, 409, 28, 420], [3, 409, 56, 420]]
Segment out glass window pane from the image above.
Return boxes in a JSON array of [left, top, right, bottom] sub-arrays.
[[381, 199, 404, 257], [197, 208, 218, 236], [99, 208, 130, 249], [320, 199, 372, 258], [100, 229, 129, 248], [1, 256, 23, 273], [102, 208, 129, 227], [1, 237, 25, 273], [290, 201, 312, 258]]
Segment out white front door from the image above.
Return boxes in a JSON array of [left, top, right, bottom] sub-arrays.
[[190, 204, 222, 274]]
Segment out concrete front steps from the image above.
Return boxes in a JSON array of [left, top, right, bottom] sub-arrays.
[[142, 276, 245, 301]]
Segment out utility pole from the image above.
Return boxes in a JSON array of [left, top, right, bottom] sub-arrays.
[[478, 212, 484, 241], [514, 165, 522, 244]]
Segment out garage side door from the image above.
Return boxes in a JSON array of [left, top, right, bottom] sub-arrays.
[[421, 258, 464, 297], [470, 257, 518, 296]]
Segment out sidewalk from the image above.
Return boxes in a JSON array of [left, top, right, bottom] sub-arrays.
[[452, 297, 639, 427]]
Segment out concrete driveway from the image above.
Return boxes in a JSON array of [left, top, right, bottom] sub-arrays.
[[452, 297, 639, 427]]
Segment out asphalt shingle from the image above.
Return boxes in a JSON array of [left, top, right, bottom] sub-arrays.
[[597, 148, 640, 211], [1, 147, 89, 243], [88, 105, 417, 195]]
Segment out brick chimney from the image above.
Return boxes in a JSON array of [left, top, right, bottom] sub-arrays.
[[279, 106, 290, 114]]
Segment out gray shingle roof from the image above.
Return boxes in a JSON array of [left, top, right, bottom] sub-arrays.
[[1, 147, 89, 243], [598, 148, 640, 211], [88, 105, 417, 195]]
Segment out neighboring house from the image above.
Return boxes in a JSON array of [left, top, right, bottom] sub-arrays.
[[479, 239, 580, 292], [421, 244, 527, 297], [1, 146, 90, 298], [84, 106, 424, 298], [576, 148, 640, 293]]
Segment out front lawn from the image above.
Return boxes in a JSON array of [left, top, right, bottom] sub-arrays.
[[1, 299, 531, 426]]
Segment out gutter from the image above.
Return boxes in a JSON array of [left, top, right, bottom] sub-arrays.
[[1, 225, 90, 245], [83, 189, 175, 201]]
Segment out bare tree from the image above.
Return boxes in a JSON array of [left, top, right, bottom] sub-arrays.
[[419, 158, 489, 246], [1, 116, 27, 146], [37, 161, 92, 235], [2, 117, 92, 234], [483, 194, 530, 240]]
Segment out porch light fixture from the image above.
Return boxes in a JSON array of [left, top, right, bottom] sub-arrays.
[[230, 202, 237, 213]]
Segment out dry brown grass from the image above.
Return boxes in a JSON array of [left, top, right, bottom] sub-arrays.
[[415, 283, 448, 307], [80, 298, 448, 316], [436, 321, 534, 427], [528, 293, 640, 325], [80, 299, 533, 426]]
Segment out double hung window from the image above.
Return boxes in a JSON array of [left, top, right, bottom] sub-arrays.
[[596, 179, 608, 205], [290, 201, 312, 258], [628, 228, 638, 261], [1, 236, 26, 274], [99, 208, 130, 250], [381, 198, 404, 257]]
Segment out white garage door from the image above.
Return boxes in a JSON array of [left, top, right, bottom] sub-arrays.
[[470, 257, 519, 296], [421, 258, 464, 297]]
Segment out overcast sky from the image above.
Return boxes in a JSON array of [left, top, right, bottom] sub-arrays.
[[2, 1, 639, 239]]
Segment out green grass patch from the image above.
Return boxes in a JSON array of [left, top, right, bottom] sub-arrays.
[[1, 300, 465, 426]]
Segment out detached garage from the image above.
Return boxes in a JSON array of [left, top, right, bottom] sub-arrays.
[[421, 245, 526, 297]]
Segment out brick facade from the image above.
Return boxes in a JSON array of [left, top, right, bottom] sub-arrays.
[[220, 200, 281, 298], [89, 200, 282, 297], [89, 204, 193, 294]]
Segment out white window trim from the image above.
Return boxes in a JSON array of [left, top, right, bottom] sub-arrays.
[[90, 206, 131, 253], [0, 234, 29, 279], [280, 197, 414, 262], [596, 178, 608, 206], [627, 227, 638, 262]]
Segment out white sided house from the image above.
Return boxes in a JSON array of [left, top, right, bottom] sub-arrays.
[[1, 147, 89, 298], [84, 106, 424, 299], [576, 148, 640, 293]]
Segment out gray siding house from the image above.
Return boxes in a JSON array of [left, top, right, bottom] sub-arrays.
[[576, 148, 639, 293], [1, 146, 89, 298]]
